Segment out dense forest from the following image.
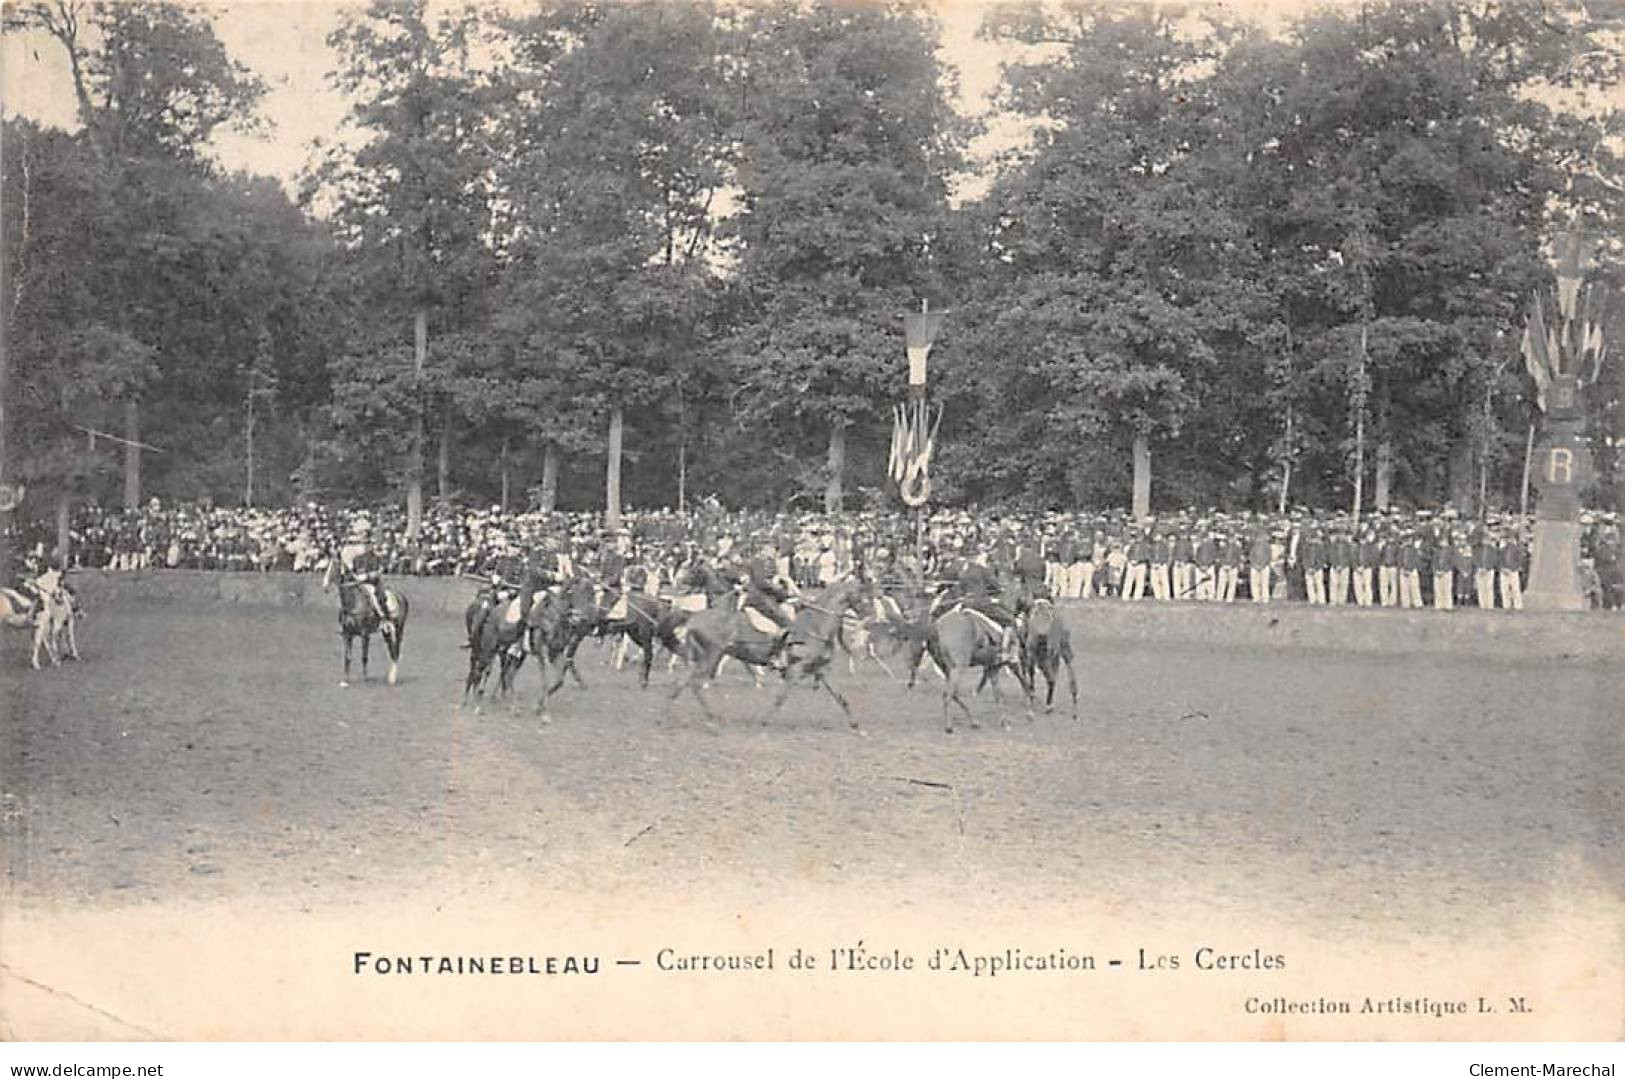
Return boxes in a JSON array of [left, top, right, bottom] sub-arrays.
[[3, 0, 1623, 538]]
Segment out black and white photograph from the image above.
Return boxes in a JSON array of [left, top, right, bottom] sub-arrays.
[[0, 0, 1621, 1046]]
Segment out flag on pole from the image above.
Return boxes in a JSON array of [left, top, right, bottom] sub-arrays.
[[1522, 297, 1551, 412], [902, 305, 947, 388], [1553, 230, 1589, 320]]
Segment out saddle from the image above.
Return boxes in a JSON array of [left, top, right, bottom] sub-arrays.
[[948, 603, 1021, 663], [742, 605, 784, 637]]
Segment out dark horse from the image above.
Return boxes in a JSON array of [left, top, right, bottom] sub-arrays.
[[322, 559, 408, 688], [674, 578, 869, 729], [522, 587, 577, 720], [461, 587, 530, 708], [598, 587, 691, 687], [1019, 597, 1078, 717]]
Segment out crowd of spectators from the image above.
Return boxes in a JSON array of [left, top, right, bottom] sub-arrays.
[[11, 497, 1624, 611]]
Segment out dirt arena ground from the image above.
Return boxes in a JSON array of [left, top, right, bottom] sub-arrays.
[[2, 602, 1621, 1039]]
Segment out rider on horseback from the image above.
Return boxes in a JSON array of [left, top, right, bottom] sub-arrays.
[[464, 544, 528, 649], [740, 544, 794, 633], [338, 516, 389, 625], [943, 559, 1021, 665]]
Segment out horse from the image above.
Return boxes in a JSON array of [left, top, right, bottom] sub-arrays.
[[542, 576, 606, 693], [599, 587, 690, 687], [927, 604, 1032, 734], [837, 591, 914, 679], [2, 571, 78, 670], [1020, 597, 1079, 717], [674, 578, 868, 727], [522, 587, 577, 720], [321, 558, 408, 688], [460, 585, 530, 708]]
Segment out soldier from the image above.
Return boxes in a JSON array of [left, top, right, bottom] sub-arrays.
[[1595, 519, 1621, 610], [1217, 528, 1242, 602], [1247, 516, 1272, 604], [338, 517, 389, 622], [1398, 530, 1424, 608], [1327, 526, 1353, 606], [945, 557, 1020, 664], [1122, 527, 1148, 601], [1498, 528, 1526, 610], [1431, 531, 1455, 612], [463, 543, 527, 649], [1301, 527, 1327, 605], [1012, 533, 1047, 597], [1193, 524, 1217, 601], [1149, 526, 1174, 601], [739, 544, 794, 632], [1171, 524, 1195, 602], [1079, 525, 1102, 599], [1377, 519, 1400, 607], [1474, 523, 1499, 609]]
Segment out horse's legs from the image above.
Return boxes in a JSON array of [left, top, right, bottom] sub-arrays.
[[360, 632, 371, 683], [869, 644, 894, 680], [813, 670, 852, 720], [565, 633, 588, 688], [638, 631, 656, 689], [386, 617, 403, 686], [534, 647, 552, 721], [772, 660, 795, 710], [341, 632, 353, 688], [461, 639, 484, 706], [943, 665, 975, 733]]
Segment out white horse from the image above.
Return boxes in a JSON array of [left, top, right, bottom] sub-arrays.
[[2, 569, 79, 669]]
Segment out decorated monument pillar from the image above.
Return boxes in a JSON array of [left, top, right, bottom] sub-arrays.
[[1522, 228, 1608, 611], [891, 301, 946, 564]]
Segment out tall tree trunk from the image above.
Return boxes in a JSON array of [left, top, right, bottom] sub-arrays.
[[1520, 421, 1536, 518], [1478, 371, 1497, 519], [55, 491, 71, 566], [1447, 435, 1475, 512], [1350, 323, 1368, 528], [437, 403, 453, 503], [123, 401, 140, 510], [1374, 437, 1393, 511], [1131, 432, 1151, 520], [825, 422, 846, 514], [245, 387, 255, 509], [677, 435, 687, 514], [1277, 405, 1293, 515], [676, 380, 687, 514], [405, 307, 427, 540], [540, 440, 559, 513], [499, 434, 510, 515], [606, 406, 624, 531]]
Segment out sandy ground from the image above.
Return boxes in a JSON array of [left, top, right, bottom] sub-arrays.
[[1, 604, 1620, 1040]]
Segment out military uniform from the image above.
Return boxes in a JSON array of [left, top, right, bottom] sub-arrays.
[[1498, 535, 1526, 610], [1247, 523, 1272, 603], [1149, 532, 1173, 601], [1301, 531, 1327, 605], [1473, 528, 1499, 609], [1121, 532, 1147, 601], [1213, 532, 1235, 602], [1172, 529, 1195, 602], [1436, 536, 1459, 610]]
